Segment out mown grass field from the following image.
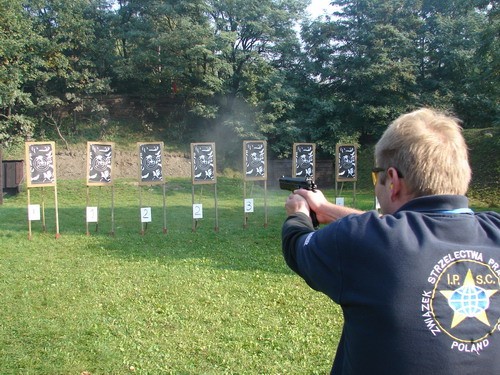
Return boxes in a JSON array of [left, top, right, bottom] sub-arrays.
[[1, 125, 497, 374], [2, 178, 371, 374]]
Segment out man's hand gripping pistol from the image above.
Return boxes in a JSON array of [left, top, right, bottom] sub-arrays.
[[279, 176, 320, 229]]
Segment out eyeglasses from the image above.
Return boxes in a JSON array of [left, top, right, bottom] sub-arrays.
[[371, 167, 404, 186], [371, 167, 385, 186]]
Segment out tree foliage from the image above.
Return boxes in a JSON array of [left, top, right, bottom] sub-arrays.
[[0, 0, 497, 159], [297, 0, 498, 151], [0, 0, 39, 144]]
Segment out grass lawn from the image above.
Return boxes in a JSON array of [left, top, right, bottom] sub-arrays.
[[1, 178, 357, 374], [1, 176, 497, 374]]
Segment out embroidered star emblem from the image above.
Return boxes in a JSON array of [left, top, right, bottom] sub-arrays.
[[440, 269, 498, 328]]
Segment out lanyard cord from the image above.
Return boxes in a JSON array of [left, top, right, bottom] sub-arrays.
[[425, 208, 474, 215]]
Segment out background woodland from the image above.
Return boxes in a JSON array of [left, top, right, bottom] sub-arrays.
[[1, 0, 498, 164]]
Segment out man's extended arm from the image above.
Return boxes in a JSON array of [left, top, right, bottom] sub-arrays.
[[281, 212, 314, 275], [292, 189, 365, 224]]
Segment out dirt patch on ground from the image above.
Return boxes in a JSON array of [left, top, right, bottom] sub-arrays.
[[56, 144, 191, 180]]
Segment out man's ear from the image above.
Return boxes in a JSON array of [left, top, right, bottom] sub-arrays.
[[386, 167, 401, 201]]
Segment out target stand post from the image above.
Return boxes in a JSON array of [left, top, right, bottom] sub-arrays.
[[242, 140, 268, 228], [25, 142, 60, 240], [86, 142, 116, 236], [191, 143, 218, 232], [335, 144, 358, 208], [138, 142, 167, 235], [191, 184, 218, 232]]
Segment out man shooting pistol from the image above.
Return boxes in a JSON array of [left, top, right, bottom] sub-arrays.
[[280, 109, 500, 375], [279, 176, 319, 228]]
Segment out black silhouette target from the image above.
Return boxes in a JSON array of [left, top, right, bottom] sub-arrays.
[[336, 144, 357, 181], [87, 142, 115, 185], [293, 143, 315, 178], [138, 142, 164, 185], [25, 142, 57, 187], [244, 141, 267, 180], [191, 143, 216, 184]]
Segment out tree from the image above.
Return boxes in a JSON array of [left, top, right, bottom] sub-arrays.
[[204, 0, 307, 161], [2, 0, 495, 161], [469, 1, 499, 127], [301, 0, 421, 145], [417, 0, 498, 127], [111, 0, 310, 160], [0, 0, 39, 145], [110, 0, 222, 135], [21, 0, 111, 145]]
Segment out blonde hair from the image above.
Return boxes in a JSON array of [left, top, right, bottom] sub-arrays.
[[375, 108, 471, 196]]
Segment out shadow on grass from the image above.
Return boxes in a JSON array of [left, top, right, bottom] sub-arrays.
[[0, 196, 291, 275], [1, 177, 380, 275], [87, 203, 288, 275]]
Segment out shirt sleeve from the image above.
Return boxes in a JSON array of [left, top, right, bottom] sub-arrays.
[[282, 212, 315, 274], [282, 212, 343, 301]]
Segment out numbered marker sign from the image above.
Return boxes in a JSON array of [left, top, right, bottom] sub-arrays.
[[335, 197, 345, 206], [28, 204, 41, 221], [193, 204, 203, 219], [141, 207, 152, 223], [244, 199, 254, 213], [86, 207, 98, 223]]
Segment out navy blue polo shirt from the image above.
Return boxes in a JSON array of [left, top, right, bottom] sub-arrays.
[[282, 195, 500, 375]]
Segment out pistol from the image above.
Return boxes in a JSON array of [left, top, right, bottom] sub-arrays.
[[279, 176, 319, 228]]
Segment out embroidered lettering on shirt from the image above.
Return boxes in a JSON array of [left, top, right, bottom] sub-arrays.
[[422, 252, 500, 355]]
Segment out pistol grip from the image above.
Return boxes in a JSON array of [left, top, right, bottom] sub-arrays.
[[310, 210, 319, 229]]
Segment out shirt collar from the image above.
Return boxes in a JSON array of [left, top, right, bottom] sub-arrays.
[[396, 195, 471, 215]]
